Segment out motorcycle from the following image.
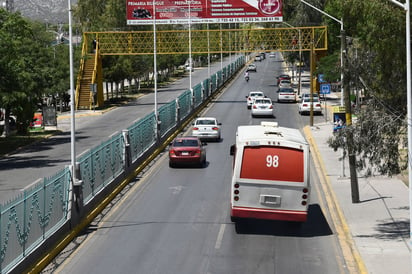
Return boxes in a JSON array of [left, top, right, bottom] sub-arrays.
[[245, 75, 249, 82]]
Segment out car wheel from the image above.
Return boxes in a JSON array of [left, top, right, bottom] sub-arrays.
[[169, 161, 175, 168]]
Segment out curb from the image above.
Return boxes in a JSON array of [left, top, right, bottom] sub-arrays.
[[303, 125, 368, 274]]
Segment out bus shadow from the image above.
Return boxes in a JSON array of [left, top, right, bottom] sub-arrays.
[[234, 204, 333, 237]]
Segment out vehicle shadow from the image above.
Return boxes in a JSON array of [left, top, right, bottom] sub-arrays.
[[234, 204, 333, 237]]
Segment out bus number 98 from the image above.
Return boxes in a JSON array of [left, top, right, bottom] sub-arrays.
[[266, 155, 279, 168]]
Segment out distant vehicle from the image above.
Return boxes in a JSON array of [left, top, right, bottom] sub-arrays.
[[298, 97, 322, 115], [191, 117, 222, 142], [259, 52, 266, 59], [246, 91, 265, 109], [299, 93, 320, 102], [185, 64, 194, 72], [246, 63, 257, 72], [276, 74, 291, 86], [251, 97, 274, 117], [269, 52, 276, 58], [278, 79, 292, 89], [168, 136, 207, 168], [254, 55, 262, 62], [229, 121, 310, 223], [277, 87, 297, 103]]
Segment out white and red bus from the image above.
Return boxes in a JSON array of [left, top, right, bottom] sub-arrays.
[[229, 121, 310, 223]]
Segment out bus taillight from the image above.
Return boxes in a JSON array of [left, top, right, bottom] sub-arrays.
[[234, 190, 239, 195], [302, 188, 308, 193], [234, 183, 239, 188]]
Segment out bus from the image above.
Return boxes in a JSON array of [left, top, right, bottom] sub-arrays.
[[229, 121, 310, 223]]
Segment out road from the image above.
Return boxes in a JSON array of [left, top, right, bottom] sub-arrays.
[[52, 55, 349, 274], [0, 57, 240, 203]]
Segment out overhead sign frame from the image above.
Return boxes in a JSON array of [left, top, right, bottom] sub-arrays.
[[126, 0, 283, 25]]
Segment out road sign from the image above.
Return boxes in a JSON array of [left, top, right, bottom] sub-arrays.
[[320, 83, 331, 94]]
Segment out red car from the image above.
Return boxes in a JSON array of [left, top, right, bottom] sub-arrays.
[[168, 136, 207, 167], [276, 74, 291, 86]]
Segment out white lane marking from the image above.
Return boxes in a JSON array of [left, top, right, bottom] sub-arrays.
[[215, 223, 226, 249]]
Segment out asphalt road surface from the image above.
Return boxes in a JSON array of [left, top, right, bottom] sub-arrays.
[[51, 55, 349, 274]]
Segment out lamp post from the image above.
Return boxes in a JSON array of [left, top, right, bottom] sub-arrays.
[[299, 0, 359, 201], [388, 0, 411, 248], [68, 0, 76, 183], [300, 0, 344, 107]]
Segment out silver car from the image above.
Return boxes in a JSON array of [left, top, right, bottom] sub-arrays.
[[191, 117, 222, 141], [298, 97, 322, 115], [251, 98, 274, 117]]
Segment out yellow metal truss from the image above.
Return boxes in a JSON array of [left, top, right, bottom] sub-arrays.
[[76, 26, 327, 109], [83, 26, 327, 55]]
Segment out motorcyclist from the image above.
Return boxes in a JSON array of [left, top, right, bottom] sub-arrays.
[[244, 71, 249, 82]]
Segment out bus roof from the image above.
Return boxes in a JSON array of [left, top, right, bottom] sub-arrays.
[[236, 122, 307, 145]]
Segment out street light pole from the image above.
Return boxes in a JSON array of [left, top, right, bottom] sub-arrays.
[[388, 0, 411, 249], [68, 0, 76, 182], [300, 0, 344, 107], [299, 0, 359, 198]]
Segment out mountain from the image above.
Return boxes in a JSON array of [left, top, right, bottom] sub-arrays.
[[14, 0, 78, 23]]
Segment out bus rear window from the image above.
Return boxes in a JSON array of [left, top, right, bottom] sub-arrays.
[[240, 146, 304, 182]]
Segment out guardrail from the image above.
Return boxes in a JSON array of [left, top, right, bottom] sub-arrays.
[[2, 55, 245, 273]]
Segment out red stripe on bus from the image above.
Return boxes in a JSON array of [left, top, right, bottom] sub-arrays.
[[231, 206, 307, 222]]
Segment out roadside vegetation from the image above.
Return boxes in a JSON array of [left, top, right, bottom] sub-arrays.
[[0, 0, 408, 177]]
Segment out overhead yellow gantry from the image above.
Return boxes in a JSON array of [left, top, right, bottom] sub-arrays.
[[76, 26, 327, 109]]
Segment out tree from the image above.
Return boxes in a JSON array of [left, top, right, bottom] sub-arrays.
[[325, 0, 407, 176]]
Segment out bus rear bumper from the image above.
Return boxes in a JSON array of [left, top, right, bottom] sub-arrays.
[[231, 206, 307, 222]]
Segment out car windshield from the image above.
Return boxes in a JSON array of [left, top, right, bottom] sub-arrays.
[[250, 92, 263, 97], [196, 119, 215, 125], [303, 98, 320, 103], [279, 88, 294, 93], [255, 99, 271, 104], [173, 139, 199, 147]]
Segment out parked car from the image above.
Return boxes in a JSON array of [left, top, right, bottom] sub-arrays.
[[246, 63, 257, 72], [298, 97, 322, 115], [251, 97, 274, 117], [254, 55, 262, 62], [168, 136, 207, 167], [191, 117, 222, 142], [276, 74, 291, 86], [246, 91, 265, 109], [277, 87, 297, 103]]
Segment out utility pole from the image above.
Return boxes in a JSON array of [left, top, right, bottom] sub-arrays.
[[342, 29, 360, 203]]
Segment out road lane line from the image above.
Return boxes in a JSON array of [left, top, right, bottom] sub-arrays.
[[215, 224, 226, 249]]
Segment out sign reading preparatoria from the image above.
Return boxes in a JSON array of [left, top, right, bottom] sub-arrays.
[[126, 0, 283, 25]]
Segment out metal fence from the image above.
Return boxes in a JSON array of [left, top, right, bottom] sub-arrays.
[[1, 55, 245, 273]]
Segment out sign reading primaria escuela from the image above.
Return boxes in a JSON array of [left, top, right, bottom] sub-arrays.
[[126, 0, 283, 25]]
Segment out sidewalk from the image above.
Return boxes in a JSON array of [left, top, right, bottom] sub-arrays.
[[305, 107, 411, 273]]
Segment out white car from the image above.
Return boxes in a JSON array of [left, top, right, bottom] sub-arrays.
[[254, 55, 262, 62], [277, 87, 297, 103], [191, 117, 222, 141], [246, 91, 265, 109], [251, 97, 274, 117], [298, 97, 322, 115], [269, 52, 276, 58], [278, 79, 292, 89], [299, 93, 320, 102]]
